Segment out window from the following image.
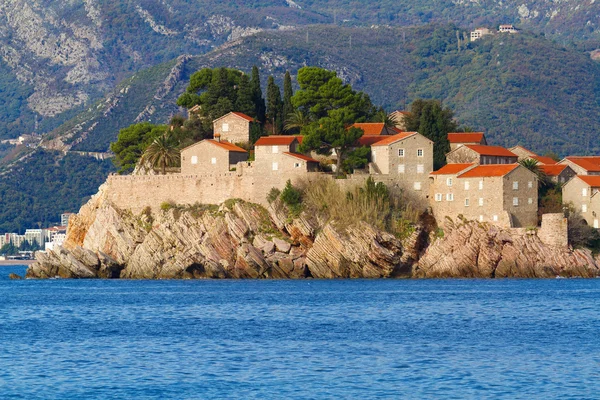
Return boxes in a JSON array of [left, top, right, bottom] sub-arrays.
[[446, 193, 454, 201], [222, 123, 229, 132], [272, 162, 278, 171], [582, 204, 587, 213], [464, 198, 470, 207], [398, 149, 405, 157], [435, 193, 443, 202], [479, 198, 484, 206], [211, 157, 216, 165], [479, 215, 484, 222], [528, 181, 533, 189], [398, 164, 405, 174], [446, 178, 453, 187], [414, 182, 422, 191], [493, 215, 498, 222], [479, 180, 483, 190], [417, 149, 424, 157], [513, 181, 519, 190], [294, 163, 301, 168], [464, 181, 470, 190], [528, 198, 533, 205], [594, 219, 599, 229], [191, 156, 198, 165], [417, 164, 424, 174], [272, 145, 279, 154], [583, 188, 588, 197], [372, 151, 376, 162], [513, 197, 519, 206]]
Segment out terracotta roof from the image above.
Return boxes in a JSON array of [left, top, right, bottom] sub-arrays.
[[351, 123, 387, 136], [531, 155, 557, 165], [230, 112, 255, 122], [283, 152, 319, 163], [371, 132, 418, 147], [458, 164, 519, 178], [207, 139, 247, 153], [430, 164, 474, 175], [539, 164, 568, 176], [356, 135, 388, 146], [577, 175, 600, 188], [564, 157, 600, 172], [295, 136, 304, 144], [447, 132, 485, 144], [254, 136, 298, 146], [464, 145, 517, 157]]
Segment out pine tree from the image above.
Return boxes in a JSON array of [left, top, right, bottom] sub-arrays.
[[282, 71, 294, 128], [235, 74, 256, 117], [266, 76, 283, 134], [251, 66, 266, 124]]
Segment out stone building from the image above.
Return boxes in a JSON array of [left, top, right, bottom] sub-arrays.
[[559, 157, 600, 176], [213, 112, 255, 144], [499, 24, 518, 33], [447, 132, 487, 151], [562, 175, 600, 228], [253, 136, 319, 175], [429, 163, 538, 228], [470, 27, 493, 41], [446, 144, 518, 165], [180, 139, 248, 174], [370, 132, 434, 198], [539, 164, 576, 184], [509, 146, 557, 165]]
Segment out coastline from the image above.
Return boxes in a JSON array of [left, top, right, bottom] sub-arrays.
[[0, 260, 34, 266]]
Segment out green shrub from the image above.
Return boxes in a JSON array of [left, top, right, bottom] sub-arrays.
[[267, 187, 281, 204]]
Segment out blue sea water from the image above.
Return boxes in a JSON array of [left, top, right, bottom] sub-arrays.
[[1, 266, 599, 399]]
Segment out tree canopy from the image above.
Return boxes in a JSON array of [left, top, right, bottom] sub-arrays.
[[110, 122, 167, 174]]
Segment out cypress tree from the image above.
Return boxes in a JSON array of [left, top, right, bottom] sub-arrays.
[[282, 71, 294, 128], [410, 100, 454, 170], [235, 74, 256, 117], [251, 66, 266, 124], [266, 76, 283, 134]]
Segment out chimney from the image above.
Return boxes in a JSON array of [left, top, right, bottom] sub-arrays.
[[215, 133, 221, 142]]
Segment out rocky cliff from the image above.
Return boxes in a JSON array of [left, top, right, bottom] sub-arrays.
[[26, 185, 600, 279]]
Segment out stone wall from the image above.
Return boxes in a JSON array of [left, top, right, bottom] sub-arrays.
[[213, 114, 251, 144], [538, 213, 568, 248]]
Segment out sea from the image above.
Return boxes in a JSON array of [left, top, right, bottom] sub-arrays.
[[1, 265, 599, 399]]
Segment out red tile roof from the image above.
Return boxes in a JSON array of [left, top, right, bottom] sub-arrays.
[[577, 175, 600, 188], [283, 152, 319, 163], [539, 164, 568, 176], [254, 136, 298, 146], [531, 155, 557, 165], [464, 145, 517, 157], [564, 157, 600, 172], [447, 132, 485, 144], [351, 123, 387, 135], [458, 164, 519, 178], [230, 112, 255, 122], [207, 140, 247, 153], [295, 136, 304, 144], [371, 132, 418, 146], [430, 164, 474, 175], [356, 135, 388, 146]]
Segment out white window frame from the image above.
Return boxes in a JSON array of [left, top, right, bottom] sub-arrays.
[[435, 193, 443, 202], [513, 197, 519, 206], [464, 198, 470, 207], [417, 164, 424, 174], [272, 162, 278, 171], [191, 156, 198, 165], [478, 198, 484, 206], [222, 123, 229, 132], [413, 182, 422, 191], [211, 157, 217, 165], [528, 198, 533, 205], [294, 162, 301, 168], [528, 181, 533, 189], [398, 164, 405, 174], [272, 145, 279, 154], [583, 188, 588, 197], [479, 215, 484, 222], [594, 219, 599, 229], [464, 181, 470, 190], [446, 193, 454, 201], [417, 149, 424, 157], [479, 180, 484, 190], [446, 177, 453, 187], [582, 204, 587, 213], [513, 181, 519, 190], [398, 149, 405, 157], [493, 215, 498, 222]]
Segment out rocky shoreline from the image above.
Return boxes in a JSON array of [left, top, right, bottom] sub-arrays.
[[26, 184, 600, 279]]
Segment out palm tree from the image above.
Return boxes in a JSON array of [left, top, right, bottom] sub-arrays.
[[519, 158, 548, 186], [140, 132, 180, 175], [376, 110, 397, 128], [284, 110, 311, 133]]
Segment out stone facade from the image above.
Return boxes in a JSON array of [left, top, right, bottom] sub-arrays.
[[446, 145, 518, 165], [389, 110, 409, 131], [429, 164, 538, 228], [181, 140, 247, 174], [447, 132, 487, 152], [370, 132, 433, 199], [538, 213, 569, 248], [559, 157, 600, 176], [213, 112, 254, 144], [562, 176, 600, 228], [540, 164, 576, 184], [509, 146, 537, 161]]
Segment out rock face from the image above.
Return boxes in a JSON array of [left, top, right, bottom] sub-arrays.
[[27, 186, 600, 279]]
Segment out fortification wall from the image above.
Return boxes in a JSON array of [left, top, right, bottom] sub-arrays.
[[538, 213, 569, 248]]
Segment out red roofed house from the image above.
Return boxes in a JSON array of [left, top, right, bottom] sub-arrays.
[[213, 112, 256, 144], [370, 132, 433, 198], [562, 175, 600, 228], [447, 132, 487, 151], [180, 139, 248, 174], [254, 136, 319, 175], [350, 122, 399, 136], [429, 163, 538, 227], [446, 145, 518, 165], [559, 157, 600, 176], [539, 164, 576, 184], [509, 146, 558, 165]]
